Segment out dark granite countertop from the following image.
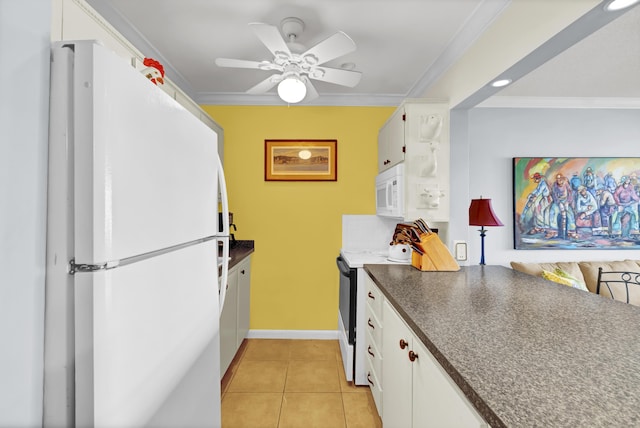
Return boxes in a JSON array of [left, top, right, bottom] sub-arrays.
[[227, 240, 254, 270], [363, 264, 640, 427]]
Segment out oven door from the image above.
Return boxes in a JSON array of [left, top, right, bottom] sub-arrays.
[[336, 256, 356, 344]]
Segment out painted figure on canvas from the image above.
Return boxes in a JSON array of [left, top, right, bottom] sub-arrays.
[[546, 174, 577, 239], [611, 176, 640, 237], [514, 157, 640, 250], [575, 185, 603, 235], [520, 172, 551, 235]]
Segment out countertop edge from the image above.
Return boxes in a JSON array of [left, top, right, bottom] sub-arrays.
[[228, 240, 254, 270]]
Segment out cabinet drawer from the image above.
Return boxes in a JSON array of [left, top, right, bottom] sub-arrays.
[[365, 328, 383, 380], [365, 309, 382, 348], [365, 276, 383, 320], [366, 358, 383, 418]]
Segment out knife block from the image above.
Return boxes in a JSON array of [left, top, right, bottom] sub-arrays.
[[410, 232, 459, 271]]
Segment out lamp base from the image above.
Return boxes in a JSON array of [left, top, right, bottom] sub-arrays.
[[478, 226, 487, 265]]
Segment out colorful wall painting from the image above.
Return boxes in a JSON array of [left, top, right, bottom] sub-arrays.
[[513, 157, 640, 250]]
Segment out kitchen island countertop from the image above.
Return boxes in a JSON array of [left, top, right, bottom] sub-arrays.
[[364, 264, 640, 427]]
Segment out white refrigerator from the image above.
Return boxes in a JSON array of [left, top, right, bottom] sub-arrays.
[[44, 40, 229, 427]]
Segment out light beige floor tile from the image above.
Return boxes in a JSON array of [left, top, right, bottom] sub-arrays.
[[337, 359, 361, 393], [221, 340, 248, 395], [285, 359, 341, 392], [342, 391, 382, 428], [289, 339, 340, 360], [228, 360, 288, 392], [243, 339, 292, 361], [221, 392, 282, 428], [279, 393, 346, 428]]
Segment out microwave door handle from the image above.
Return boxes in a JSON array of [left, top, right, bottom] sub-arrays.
[[386, 181, 393, 209]]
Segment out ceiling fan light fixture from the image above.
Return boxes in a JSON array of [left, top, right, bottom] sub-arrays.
[[277, 76, 307, 103], [604, 0, 640, 11]]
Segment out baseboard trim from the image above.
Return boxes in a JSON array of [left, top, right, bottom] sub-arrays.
[[246, 329, 339, 340]]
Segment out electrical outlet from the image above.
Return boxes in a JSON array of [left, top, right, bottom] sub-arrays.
[[454, 241, 467, 261]]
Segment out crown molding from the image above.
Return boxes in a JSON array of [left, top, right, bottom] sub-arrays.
[[476, 96, 640, 109], [407, 0, 511, 98]]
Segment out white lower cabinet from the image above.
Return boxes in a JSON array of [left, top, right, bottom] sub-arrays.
[[220, 264, 239, 376], [365, 273, 486, 428], [364, 275, 384, 416], [220, 255, 251, 376], [382, 300, 487, 427], [236, 257, 251, 348]]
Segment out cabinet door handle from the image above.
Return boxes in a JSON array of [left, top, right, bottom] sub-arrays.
[[399, 339, 409, 349], [367, 291, 375, 300], [367, 346, 375, 357], [367, 319, 375, 329], [241, 270, 245, 274], [409, 350, 419, 362], [367, 373, 375, 387]]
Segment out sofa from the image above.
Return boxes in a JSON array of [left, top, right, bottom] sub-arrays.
[[510, 259, 640, 305]]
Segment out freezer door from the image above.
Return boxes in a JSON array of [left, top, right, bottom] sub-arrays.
[[70, 41, 220, 263], [74, 240, 220, 427]]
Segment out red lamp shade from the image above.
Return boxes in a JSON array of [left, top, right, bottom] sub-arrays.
[[469, 198, 503, 227]]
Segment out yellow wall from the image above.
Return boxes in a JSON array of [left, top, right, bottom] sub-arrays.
[[203, 105, 395, 330]]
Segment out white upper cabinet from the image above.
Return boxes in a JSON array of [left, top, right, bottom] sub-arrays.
[[378, 108, 406, 172], [378, 100, 451, 222]]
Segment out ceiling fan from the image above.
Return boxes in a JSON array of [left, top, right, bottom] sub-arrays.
[[215, 17, 362, 103]]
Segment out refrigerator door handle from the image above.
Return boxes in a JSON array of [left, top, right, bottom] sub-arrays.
[[217, 153, 230, 316], [218, 236, 229, 315], [69, 259, 119, 274], [218, 154, 229, 236]]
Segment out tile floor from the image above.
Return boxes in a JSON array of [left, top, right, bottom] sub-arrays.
[[221, 339, 382, 428]]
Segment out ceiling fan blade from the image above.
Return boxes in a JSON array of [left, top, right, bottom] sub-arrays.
[[215, 58, 282, 72], [309, 66, 362, 88], [302, 77, 319, 102], [249, 22, 292, 57], [301, 31, 356, 65], [246, 75, 281, 94]]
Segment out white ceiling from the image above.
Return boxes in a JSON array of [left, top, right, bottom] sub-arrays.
[[87, 0, 640, 108], [483, 2, 640, 107]]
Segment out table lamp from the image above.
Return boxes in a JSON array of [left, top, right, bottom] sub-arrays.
[[469, 197, 503, 265]]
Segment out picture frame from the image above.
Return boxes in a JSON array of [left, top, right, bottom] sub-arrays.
[[513, 157, 640, 250], [265, 139, 337, 181]]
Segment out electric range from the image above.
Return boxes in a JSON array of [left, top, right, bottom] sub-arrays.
[[337, 248, 409, 385]]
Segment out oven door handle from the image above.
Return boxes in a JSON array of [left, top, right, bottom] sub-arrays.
[[336, 256, 352, 276]]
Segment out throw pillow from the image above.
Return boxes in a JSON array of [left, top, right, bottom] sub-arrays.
[[540, 270, 589, 291], [541, 270, 574, 287], [553, 268, 589, 292]]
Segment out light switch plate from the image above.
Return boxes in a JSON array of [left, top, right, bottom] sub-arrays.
[[454, 241, 467, 261]]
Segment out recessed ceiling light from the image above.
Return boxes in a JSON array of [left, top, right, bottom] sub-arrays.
[[490, 79, 512, 88], [604, 0, 640, 11]]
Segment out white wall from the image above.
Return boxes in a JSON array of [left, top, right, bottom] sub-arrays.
[[0, 1, 51, 426], [451, 107, 640, 267]]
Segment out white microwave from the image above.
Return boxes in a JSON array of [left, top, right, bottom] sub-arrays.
[[375, 163, 405, 218]]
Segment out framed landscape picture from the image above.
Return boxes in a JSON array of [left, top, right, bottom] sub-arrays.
[[513, 157, 640, 250], [265, 139, 337, 181]]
